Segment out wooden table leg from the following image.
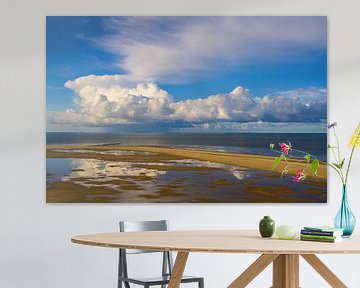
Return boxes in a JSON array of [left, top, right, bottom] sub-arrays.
[[301, 254, 347, 288], [228, 254, 279, 288], [272, 254, 299, 288], [168, 252, 189, 288], [288, 255, 299, 288]]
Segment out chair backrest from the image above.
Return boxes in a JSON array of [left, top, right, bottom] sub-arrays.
[[119, 220, 169, 254], [118, 220, 174, 282]]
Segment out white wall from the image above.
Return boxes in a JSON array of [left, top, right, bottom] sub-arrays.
[[1, 0, 360, 287]]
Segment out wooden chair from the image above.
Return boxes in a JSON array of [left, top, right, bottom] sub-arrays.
[[118, 220, 204, 288]]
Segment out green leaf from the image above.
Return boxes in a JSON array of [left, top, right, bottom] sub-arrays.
[[332, 159, 345, 169], [311, 159, 319, 176], [339, 158, 345, 169], [280, 154, 286, 160], [304, 154, 311, 163], [272, 156, 281, 170], [270, 143, 274, 149], [332, 162, 340, 169]]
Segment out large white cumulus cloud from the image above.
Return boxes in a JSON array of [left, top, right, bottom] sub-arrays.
[[61, 75, 173, 124], [169, 87, 257, 122], [47, 75, 327, 127]]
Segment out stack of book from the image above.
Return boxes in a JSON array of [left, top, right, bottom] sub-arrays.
[[300, 226, 344, 243]]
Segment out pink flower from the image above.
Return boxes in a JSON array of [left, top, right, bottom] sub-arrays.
[[293, 170, 306, 183], [279, 143, 290, 155]]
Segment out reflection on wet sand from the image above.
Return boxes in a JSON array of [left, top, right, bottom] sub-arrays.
[[46, 145, 327, 203]]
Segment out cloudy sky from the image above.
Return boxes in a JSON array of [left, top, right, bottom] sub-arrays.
[[46, 16, 327, 132]]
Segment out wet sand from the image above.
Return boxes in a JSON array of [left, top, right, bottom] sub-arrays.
[[47, 144, 327, 178], [46, 145, 327, 203]]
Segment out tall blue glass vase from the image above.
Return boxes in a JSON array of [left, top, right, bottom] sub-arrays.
[[334, 185, 356, 237]]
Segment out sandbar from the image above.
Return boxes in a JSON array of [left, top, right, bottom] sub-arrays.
[[47, 144, 327, 179]]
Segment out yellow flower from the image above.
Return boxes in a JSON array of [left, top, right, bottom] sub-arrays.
[[349, 122, 360, 147]]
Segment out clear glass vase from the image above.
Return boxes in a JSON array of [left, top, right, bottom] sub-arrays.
[[334, 185, 356, 237]]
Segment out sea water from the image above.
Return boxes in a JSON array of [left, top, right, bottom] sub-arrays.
[[47, 132, 327, 160]]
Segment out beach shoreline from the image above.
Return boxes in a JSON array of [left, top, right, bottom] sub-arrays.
[[46, 144, 327, 179], [46, 144, 327, 203]]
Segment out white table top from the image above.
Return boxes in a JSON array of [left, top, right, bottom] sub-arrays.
[[71, 230, 360, 254]]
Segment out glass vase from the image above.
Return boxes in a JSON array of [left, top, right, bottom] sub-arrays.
[[334, 185, 356, 237]]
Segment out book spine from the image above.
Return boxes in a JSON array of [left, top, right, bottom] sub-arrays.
[[300, 234, 337, 240], [300, 237, 337, 243], [300, 230, 335, 236]]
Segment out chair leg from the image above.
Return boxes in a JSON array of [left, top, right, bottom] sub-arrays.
[[118, 279, 130, 288], [198, 278, 204, 288], [118, 250, 122, 288]]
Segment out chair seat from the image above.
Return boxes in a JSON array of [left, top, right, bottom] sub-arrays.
[[119, 274, 203, 286]]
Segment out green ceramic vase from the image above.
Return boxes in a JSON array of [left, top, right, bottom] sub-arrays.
[[259, 216, 275, 238]]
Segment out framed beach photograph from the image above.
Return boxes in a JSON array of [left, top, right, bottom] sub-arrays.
[[46, 16, 328, 203]]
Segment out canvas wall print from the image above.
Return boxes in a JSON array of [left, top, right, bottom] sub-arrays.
[[46, 16, 328, 203]]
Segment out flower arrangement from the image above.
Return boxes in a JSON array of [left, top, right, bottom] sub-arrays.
[[270, 122, 360, 236], [270, 122, 360, 184], [269, 141, 321, 183]]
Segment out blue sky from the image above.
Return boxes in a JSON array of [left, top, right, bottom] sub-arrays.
[[46, 16, 327, 132]]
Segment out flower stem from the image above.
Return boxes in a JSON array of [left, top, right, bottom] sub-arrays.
[[333, 127, 343, 165], [345, 145, 356, 185], [273, 147, 344, 181], [330, 147, 339, 165], [345, 129, 360, 185], [333, 127, 346, 182]]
